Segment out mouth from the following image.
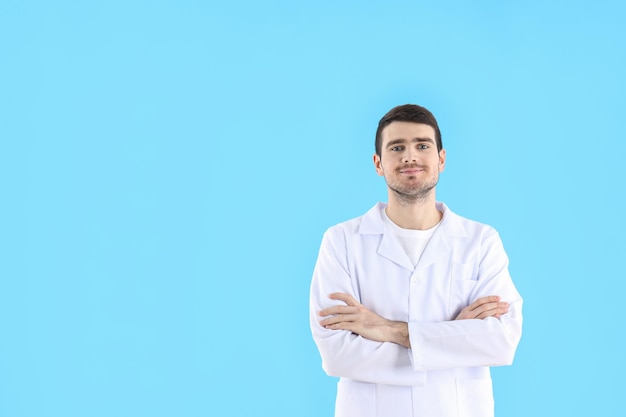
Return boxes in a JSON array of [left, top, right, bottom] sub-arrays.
[[399, 167, 425, 175]]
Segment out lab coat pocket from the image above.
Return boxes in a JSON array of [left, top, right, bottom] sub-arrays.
[[335, 380, 375, 417], [456, 378, 494, 417], [450, 263, 478, 318]]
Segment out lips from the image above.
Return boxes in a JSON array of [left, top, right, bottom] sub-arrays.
[[399, 165, 425, 174]]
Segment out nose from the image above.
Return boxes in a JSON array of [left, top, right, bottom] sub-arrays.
[[402, 148, 418, 163]]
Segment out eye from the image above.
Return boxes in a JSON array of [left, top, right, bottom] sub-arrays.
[[418, 144, 430, 150], [391, 146, 404, 151]]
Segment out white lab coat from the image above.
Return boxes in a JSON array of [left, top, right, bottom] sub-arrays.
[[310, 202, 523, 417]]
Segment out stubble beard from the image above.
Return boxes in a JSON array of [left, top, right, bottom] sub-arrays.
[[386, 172, 439, 206]]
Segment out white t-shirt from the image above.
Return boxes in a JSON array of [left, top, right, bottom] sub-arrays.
[[381, 206, 441, 267]]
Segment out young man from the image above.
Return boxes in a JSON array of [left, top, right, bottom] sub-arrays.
[[309, 104, 523, 417]]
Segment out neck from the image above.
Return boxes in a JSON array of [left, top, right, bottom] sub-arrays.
[[385, 190, 441, 230]]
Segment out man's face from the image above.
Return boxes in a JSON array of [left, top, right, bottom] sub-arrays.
[[373, 121, 446, 202]]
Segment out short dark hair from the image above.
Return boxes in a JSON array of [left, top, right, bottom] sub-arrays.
[[375, 104, 442, 156]]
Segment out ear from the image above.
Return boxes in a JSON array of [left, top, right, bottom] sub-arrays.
[[373, 153, 384, 176], [438, 149, 446, 173]]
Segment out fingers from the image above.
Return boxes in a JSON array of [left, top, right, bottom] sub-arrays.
[[474, 302, 509, 319], [319, 293, 362, 330], [328, 292, 360, 306], [471, 300, 508, 317], [468, 295, 501, 310], [319, 313, 359, 327], [455, 295, 509, 320], [319, 305, 358, 318], [319, 293, 361, 318]]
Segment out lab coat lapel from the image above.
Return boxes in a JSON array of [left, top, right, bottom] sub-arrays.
[[358, 202, 466, 272], [414, 228, 451, 272], [358, 203, 414, 271], [377, 232, 415, 271], [415, 203, 467, 272]]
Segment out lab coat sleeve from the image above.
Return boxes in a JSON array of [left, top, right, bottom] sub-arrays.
[[310, 227, 425, 386], [407, 229, 523, 371]]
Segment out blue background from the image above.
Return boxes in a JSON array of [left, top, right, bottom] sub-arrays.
[[1, 1, 625, 416]]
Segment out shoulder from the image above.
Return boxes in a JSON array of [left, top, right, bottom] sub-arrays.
[[322, 203, 383, 240], [439, 204, 509, 261], [440, 202, 500, 240]]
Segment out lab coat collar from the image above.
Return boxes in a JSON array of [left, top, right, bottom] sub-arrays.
[[358, 202, 468, 271]]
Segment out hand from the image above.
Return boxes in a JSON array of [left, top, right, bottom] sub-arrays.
[[319, 293, 410, 347], [455, 295, 509, 320]]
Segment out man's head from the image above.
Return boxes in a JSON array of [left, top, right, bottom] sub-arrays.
[[375, 104, 442, 157], [373, 104, 446, 205]]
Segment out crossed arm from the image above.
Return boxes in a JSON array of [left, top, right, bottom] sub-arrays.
[[318, 293, 509, 348]]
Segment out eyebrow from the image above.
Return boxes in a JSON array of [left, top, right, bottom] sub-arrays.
[[385, 137, 435, 149]]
